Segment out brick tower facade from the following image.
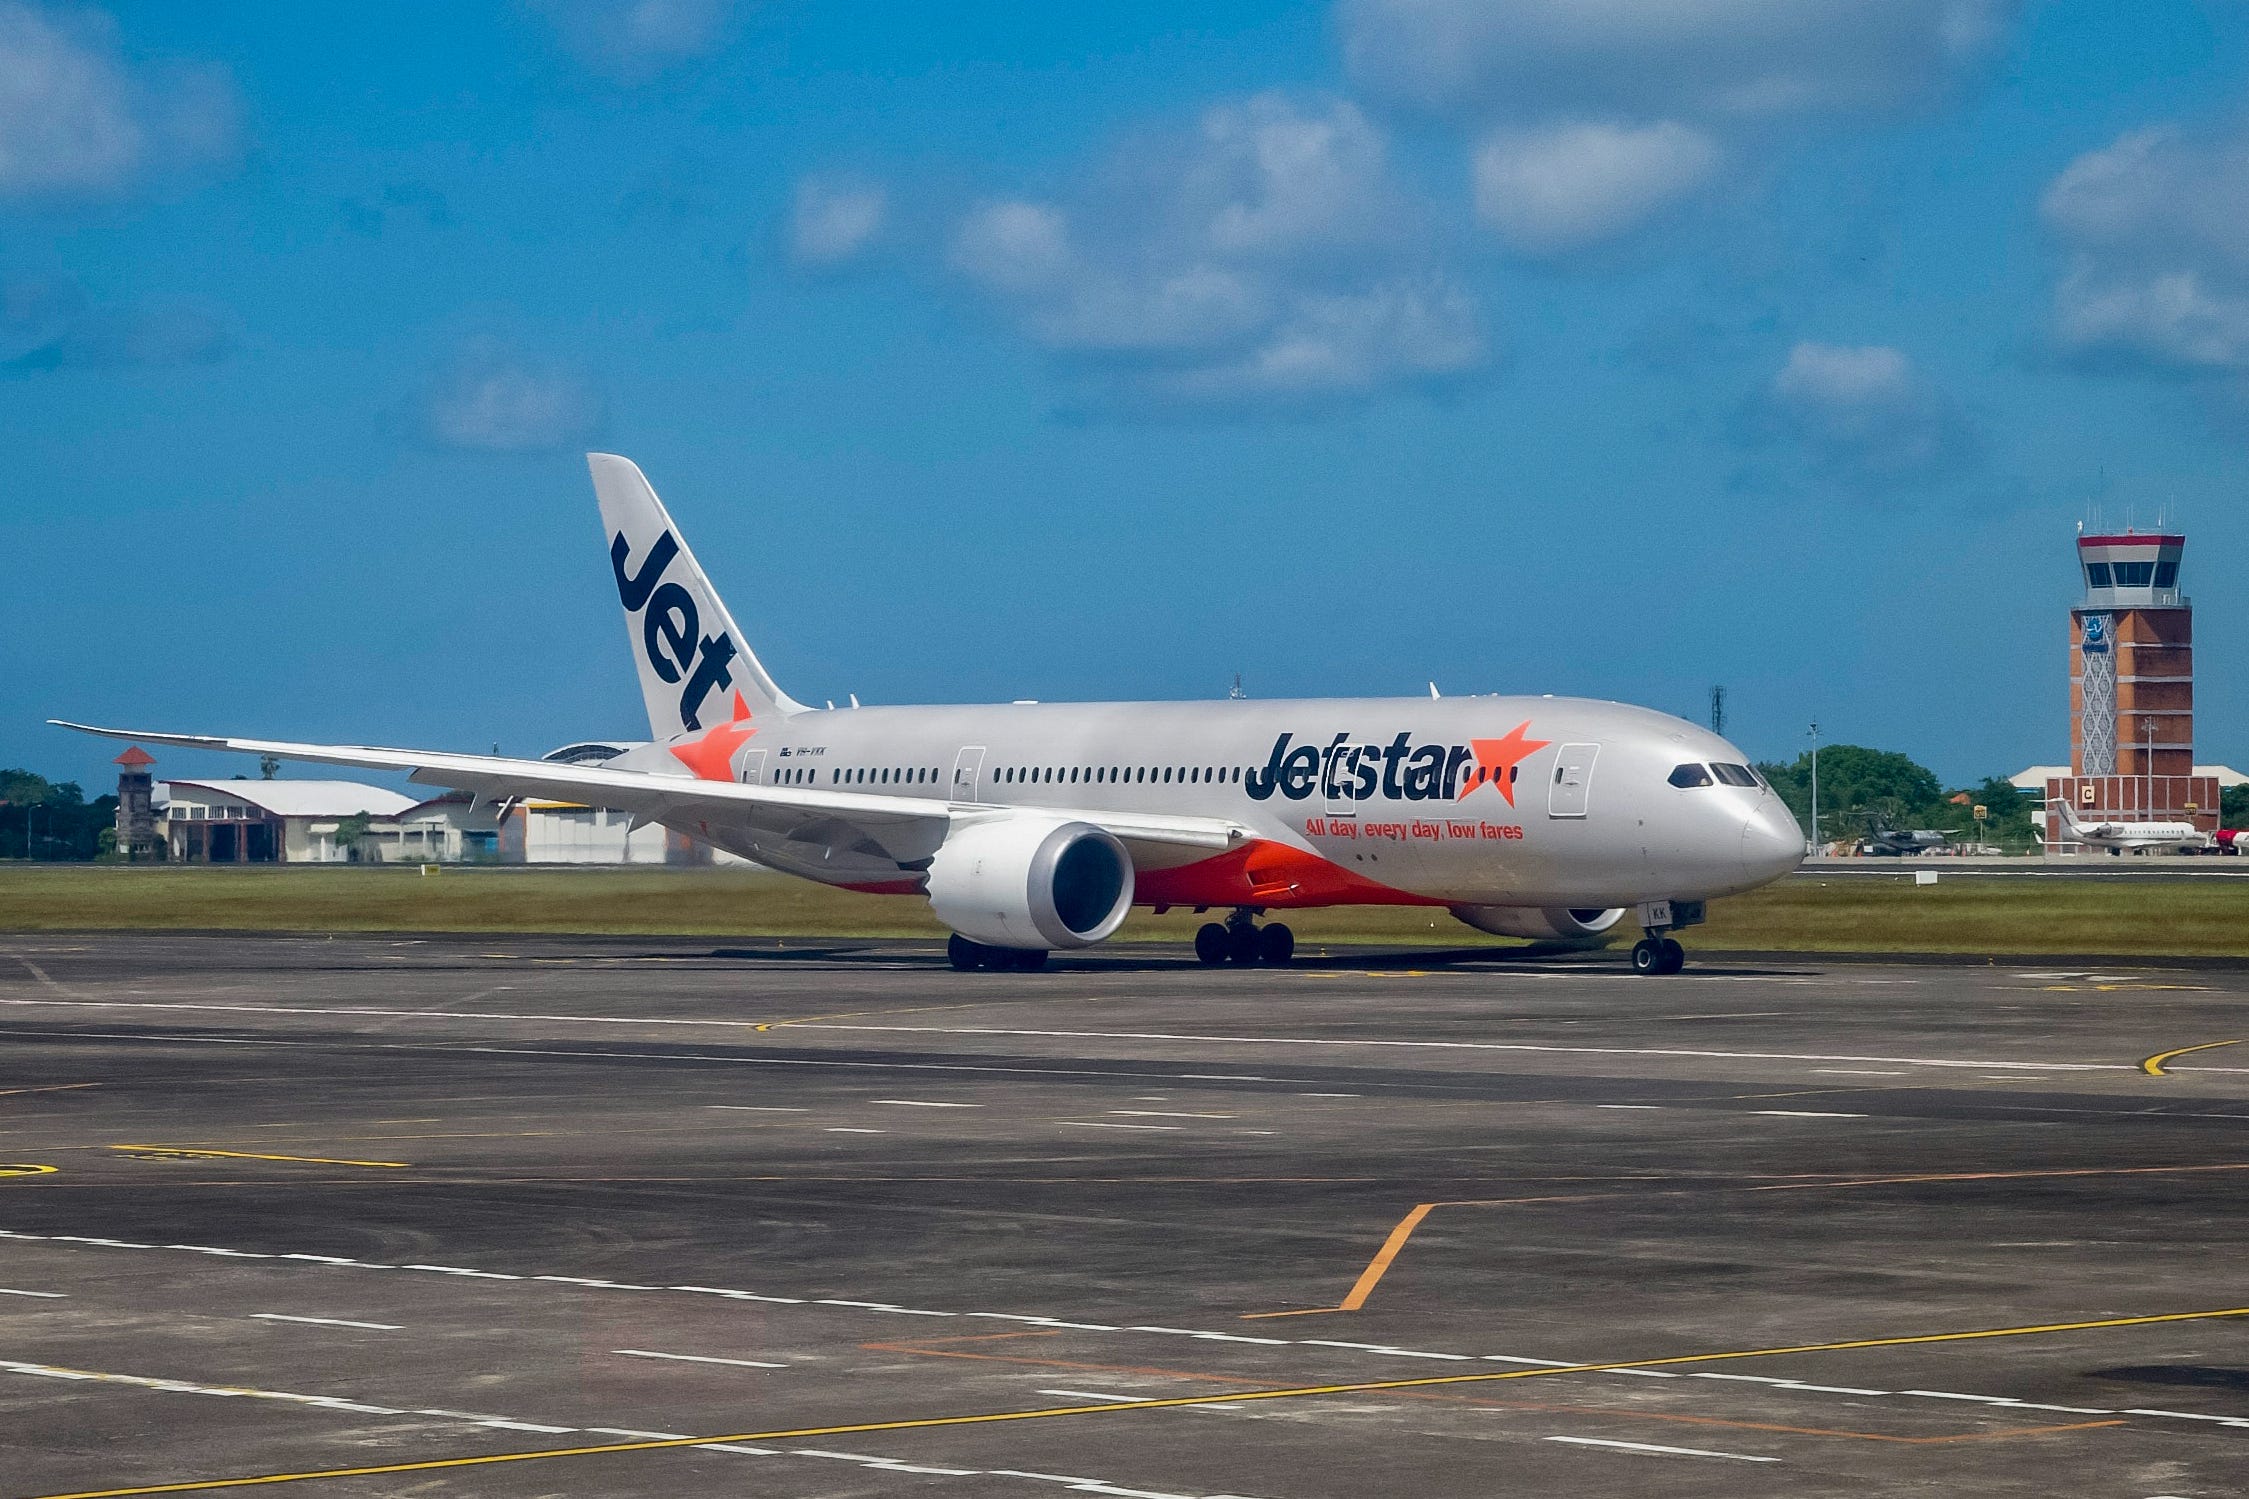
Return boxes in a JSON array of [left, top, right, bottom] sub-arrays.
[[2049, 532, 2217, 850]]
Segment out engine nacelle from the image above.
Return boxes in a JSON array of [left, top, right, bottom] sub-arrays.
[[926, 817, 1134, 950], [1449, 905, 1626, 943]]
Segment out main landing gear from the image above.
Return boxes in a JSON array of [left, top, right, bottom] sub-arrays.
[[1194, 909, 1295, 967], [947, 934, 1047, 972]]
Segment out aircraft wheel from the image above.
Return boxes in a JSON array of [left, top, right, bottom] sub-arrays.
[[1257, 923, 1295, 966], [1226, 923, 1261, 964], [1658, 938, 1685, 975], [1011, 948, 1049, 972], [947, 934, 983, 971], [1194, 923, 1230, 966], [1630, 938, 1663, 976]]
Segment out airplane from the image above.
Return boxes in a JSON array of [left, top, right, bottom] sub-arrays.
[[1858, 823, 1951, 857], [2049, 797, 2210, 855], [56, 454, 1806, 977]]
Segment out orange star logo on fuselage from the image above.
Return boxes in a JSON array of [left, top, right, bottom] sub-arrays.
[[1456, 720, 1550, 806], [669, 691, 757, 781]]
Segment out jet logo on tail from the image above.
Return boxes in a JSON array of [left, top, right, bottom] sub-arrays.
[[611, 529, 738, 729]]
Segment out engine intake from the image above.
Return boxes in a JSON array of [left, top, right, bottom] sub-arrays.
[[926, 817, 1134, 950], [1449, 905, 1625, 943]]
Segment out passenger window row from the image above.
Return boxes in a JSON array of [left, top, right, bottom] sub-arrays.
[[994, 765, 1243, 787]]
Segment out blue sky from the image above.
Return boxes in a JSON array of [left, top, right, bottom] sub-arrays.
[[7, 0, 2249, 795]]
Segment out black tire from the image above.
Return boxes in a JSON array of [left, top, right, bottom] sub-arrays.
[[1226, 923, 1261, 964], [1194, 923, 1230, 966], [1257, 922, 1295, 965], [1012, 948, 1049, 972], [947, 934, 982, 971], [1630, 938, 1662, 975], [1658, 937, 1685, 974]]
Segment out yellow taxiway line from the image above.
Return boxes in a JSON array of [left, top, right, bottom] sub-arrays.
[[20, 1304, 2249, 1498], [107, 1146, 408, 1170], [2139, 1039, 2239, 1076]]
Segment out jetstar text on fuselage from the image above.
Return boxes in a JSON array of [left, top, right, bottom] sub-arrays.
[[610, 529, 738, 730], [1246, 730, 1537, 803]]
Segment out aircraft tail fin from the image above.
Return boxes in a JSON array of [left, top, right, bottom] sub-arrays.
[[588, 453, 808, 737], [2049, 795, 2086, 838]]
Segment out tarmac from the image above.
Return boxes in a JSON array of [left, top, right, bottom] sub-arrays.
[[1, 932, 2245, 1497]]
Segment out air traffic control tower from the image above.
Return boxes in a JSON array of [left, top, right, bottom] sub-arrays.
[[2048, 530, 2218, 850]]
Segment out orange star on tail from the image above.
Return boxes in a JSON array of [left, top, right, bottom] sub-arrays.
[[1457, 719, 1550, 806], [669, 691, 757, 781]]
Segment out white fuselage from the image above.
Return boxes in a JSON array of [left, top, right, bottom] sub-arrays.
[[610, 694, 1807, 911]]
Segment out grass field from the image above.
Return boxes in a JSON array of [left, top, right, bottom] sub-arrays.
[[0, 864, 2243, 957]]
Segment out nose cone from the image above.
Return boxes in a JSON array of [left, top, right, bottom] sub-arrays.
[[1740, 798, 1807, 884]]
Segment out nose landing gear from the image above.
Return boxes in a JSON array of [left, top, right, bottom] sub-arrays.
[[1630, 935, 1685, 975], [1629, 898, 1702, 976], [1194, 908, 1295, 966]]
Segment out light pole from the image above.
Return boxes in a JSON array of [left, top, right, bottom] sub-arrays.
[[2143, 716, 2155, 820], [1808, 721, 1821, 854]]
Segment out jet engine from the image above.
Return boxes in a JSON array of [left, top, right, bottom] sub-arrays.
[[926, 817, 1134, 950], [1450, 905, 1625, 943]]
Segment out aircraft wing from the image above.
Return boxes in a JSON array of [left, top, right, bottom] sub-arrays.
[[49, 721, 1249, 858]]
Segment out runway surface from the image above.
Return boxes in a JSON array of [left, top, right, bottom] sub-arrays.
[[1, 933, 2245, 1497]]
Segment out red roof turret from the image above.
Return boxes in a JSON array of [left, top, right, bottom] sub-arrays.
[[113, 746, 155, 768]]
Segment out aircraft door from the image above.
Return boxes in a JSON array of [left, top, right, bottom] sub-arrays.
[[735, 747, 767, 784], [1548, 743, 1598, 818], [1323, 742, 1359, 820], [950, 745, 987, 805]]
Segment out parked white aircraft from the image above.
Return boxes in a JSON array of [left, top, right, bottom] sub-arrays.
[[2049, 797, 2211, 855], [58, 455, 1804, 975]]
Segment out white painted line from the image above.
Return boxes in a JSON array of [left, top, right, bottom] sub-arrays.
[[0, 1288, 65, 1298], [534, 1276, 657, 1289], [870, 1099, 982, 1108], [1037, 1388, 1142, 1403], [1753, 1110, 1869, 1118], [823, 1127, 886, 1134], [2124, 1408, 2249, 1426], [794, 1021, 2136, 1074], [706, 1105, 807, 1112], [1596, 1104, 1661, 1110], [614, 1349, 785, 1369], [1108, 1110, 1235, 1119], [1545, 1436, 1778, 1462], [1301, 1092, 1359, 1097], [585, 1427, 693, 1440], [1814, 1069, 1906, 1076], [252, 1314, 399, 1330], [1179, 1074, 1270, 1081], [1060, 1121, 1180, 1131]]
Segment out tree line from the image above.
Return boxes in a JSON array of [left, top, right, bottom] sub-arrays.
[[0, 769, 120, 861], [1757, 746, 2249, 851]]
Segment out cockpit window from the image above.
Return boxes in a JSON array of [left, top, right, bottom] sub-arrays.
[[1711, 763, 1759, 787], [1668, 763, 1714, 788]]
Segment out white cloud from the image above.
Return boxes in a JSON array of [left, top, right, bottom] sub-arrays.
[[2042, 124, 2249, 374], [1758, 340, 1977, 487], [1339, 0, 2017, 122], [1472, 120, 1720, 256], [945, 92, 1483, 412], [528, 0, 735, 82], [424, 341, 603, 452], [0, 2, 239, 199], [788, 177, 886, 267]]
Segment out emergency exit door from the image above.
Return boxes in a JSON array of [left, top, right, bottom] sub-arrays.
[[950, 745, 987, 804], [1548, 743, 1598, 818]]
